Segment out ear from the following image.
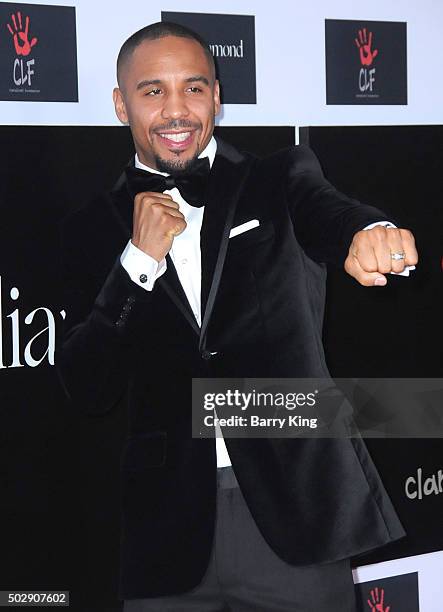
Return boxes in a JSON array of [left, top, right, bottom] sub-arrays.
[[213, 80, 221, 117], [113, 87, 128, 124]]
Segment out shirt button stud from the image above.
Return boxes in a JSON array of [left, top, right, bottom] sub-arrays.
[[139, 274, 148, 283]]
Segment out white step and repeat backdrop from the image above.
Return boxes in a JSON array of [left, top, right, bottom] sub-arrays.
[[1, 0, 443, 128], [1, 1, 442, 610]]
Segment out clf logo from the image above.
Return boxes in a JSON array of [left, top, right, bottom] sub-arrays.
[[355, 28, 378, 94], [6, 11, 38, 88]]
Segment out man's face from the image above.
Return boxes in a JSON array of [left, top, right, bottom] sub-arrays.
[[113, 35, 220, 174]]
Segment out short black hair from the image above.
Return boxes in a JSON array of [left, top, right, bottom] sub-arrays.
[[116, 21, 216, 86]]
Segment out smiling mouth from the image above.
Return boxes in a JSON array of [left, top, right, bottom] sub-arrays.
[[158, 131, 192, 143], [156, 129, 200, 150]]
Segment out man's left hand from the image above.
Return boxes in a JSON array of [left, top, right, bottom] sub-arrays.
[[344, 226, 418, 286]]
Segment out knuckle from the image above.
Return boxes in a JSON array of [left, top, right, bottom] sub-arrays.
[[400, 228, 414, 242], [392, 262, 405, 271], [378, 263, 392, 274], [344, 257, 354, 274], [353, 231, 365, 244], [399, 227, 412, 236], [138, 191, 151, 201], [360, 261, 378, 273], [374, 225, 389, 240], [139, 196, 153, 210]]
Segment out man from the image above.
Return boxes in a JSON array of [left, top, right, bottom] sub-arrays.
[[58, 22, 418, 611]]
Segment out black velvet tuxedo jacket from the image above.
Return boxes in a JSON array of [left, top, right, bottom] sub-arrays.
[[58, 138, 405, 600]]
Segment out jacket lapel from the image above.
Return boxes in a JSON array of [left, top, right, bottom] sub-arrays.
[[199, 139, 255, 351], [159, 256, 200, 336]]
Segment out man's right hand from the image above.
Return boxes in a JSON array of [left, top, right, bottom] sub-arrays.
[[131, 192, 186, 262]]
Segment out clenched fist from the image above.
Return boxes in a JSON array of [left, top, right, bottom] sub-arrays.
[[344, 226, 418, 286], [131, 191, 186, 262]]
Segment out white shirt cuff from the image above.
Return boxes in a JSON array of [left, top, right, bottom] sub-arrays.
[[362, 221, 415, 276], [120, 240, 167, 290], [363, 221, 396, 231]]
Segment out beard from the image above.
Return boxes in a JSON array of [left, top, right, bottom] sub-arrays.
[[154, 151, 201, 176]]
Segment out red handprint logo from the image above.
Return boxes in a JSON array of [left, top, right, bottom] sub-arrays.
[[7, 12, 38, 57], [355, 28, 378, 66], [367, 587, 390, 612]]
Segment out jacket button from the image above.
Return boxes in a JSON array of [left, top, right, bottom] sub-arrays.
[[201, 350, 217, 360]]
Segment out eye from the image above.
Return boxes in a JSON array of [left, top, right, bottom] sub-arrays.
[[146, 88, 162, 96], [187, 86, 202, 93]]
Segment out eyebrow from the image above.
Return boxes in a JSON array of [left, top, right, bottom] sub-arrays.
[[136, 79, 161, 90], [185, 75, 210, 86], [136, 75, 210, 90]]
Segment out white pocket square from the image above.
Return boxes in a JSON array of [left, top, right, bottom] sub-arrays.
[[229, 219, 260, 238]]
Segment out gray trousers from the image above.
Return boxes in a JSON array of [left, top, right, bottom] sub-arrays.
[[123, 467, 357, 611]]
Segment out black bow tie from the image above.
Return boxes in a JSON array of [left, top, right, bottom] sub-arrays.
[[125, 157, 210, 208]]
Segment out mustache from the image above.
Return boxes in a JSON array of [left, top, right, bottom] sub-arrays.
[[153, 120, 201, 132]]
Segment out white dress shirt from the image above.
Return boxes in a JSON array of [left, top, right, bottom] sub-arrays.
[[120, 138, 414, 468]]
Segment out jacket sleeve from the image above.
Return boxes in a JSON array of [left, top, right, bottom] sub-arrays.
[[285, 145, 392, 265], [56, 212, 155, 416]]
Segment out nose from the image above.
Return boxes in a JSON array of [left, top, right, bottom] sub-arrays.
[[161, 90, 190, 120]]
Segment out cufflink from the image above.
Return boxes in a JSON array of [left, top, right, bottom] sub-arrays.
[[139, 274, 148, 283]]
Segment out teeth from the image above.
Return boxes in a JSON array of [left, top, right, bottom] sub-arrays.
[[159, 132, 191, 143]]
